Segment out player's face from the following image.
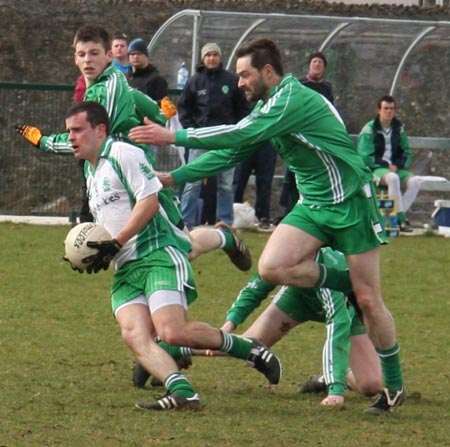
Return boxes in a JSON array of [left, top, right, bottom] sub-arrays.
[[236, 55, 269, 102], [378, 101, 396, 126], [111, 38, 128, 59], [74, 41, 112, 84], [308, 57, 325, 79], [203, 51, 221, 70], [66, 112, 105, 164]]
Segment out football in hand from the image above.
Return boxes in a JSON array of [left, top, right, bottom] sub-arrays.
[[64, 222, 111, 272]]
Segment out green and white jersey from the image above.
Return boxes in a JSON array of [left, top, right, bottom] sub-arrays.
[[39, 65, 166, 154], [173, 74, 372, 206], [86, 137, 191, 270]]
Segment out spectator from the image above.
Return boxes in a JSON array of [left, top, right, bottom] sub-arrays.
[[127, 37, 168, 104], [233, 136, 277, 229], [177, 42, 250, 229], [357, 95, 421, 232], [299, 51, 334, 103], [111, 32, 131, 75]]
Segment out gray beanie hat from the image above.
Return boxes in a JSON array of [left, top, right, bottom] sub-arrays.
[[128, 38, 148, 56], [201, 43, 222, 60]]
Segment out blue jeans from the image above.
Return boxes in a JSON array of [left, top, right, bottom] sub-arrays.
[[181, 149, 235, 228]]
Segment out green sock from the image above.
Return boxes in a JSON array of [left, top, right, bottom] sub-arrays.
[[316, 264, 353, 295], [377, 344, 403, 391], [164, 372, 196, 399], [219, 331, 252, 359], [158, 341, 192, 359], [397, 212, 405, 223], [216, 228, 235, 251]]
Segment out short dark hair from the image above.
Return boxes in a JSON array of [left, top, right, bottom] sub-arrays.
[[112, 32, 129, 42], [308, 51, 327, 68], [66, 101, 110, 134], [377, 95, 396, 108], [236, 38, 284, 76], [73, 25, 111, 52]]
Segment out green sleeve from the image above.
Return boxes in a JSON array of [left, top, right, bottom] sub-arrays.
[[131, 88, 167, 126], [225, 273, 276, 327], [400, 128, 413, 169], [174, 81, 303, 150], [39, 134, 73, 154], [357, 122, 378, 169], [171, 145, 259, 185]]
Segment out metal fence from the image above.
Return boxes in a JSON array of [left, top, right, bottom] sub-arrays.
[[0, 83, 184, 218]]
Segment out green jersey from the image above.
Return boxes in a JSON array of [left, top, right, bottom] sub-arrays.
[[172, 74, 372, 206], [39, 65, 166, 154]]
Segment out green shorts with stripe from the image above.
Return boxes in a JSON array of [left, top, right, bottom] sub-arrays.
[[282, 182, 388, 255], [110, 246, 197, 313], [273, 285, 365, 336], [373, 168, 413, 186]]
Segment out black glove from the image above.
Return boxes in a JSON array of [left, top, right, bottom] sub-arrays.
[[15, 124, 44, 147], [83, 239, 122, 274], [63, 256, 84, 274]]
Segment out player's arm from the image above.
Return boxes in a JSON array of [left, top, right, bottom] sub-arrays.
[[131, 88, 167, 125], [15, 125, 74, 154], [171, 145, 258, 186], [221, 273, 276, 333], [399, 127, 413, 169], [115, 194, 159, 247], [357, 124, 386, 169]]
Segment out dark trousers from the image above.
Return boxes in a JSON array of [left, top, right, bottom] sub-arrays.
[[234, 141, 277, 220]]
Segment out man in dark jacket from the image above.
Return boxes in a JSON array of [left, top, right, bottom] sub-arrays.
[[128, 37, 168, 103], [358, 95, 421, 232], [177, 42, 250, 229]]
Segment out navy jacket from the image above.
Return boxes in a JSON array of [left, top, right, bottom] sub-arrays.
[[177, 63, 250, 129]]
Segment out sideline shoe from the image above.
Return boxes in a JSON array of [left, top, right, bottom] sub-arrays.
[[364, 386, 406, 415], [258, 218, 271, 231], [400, 220, 413, 233], [135, 392, 202, 411], [247, 338, 282, 385], [215, 221, 252, 271], [300, 374, 327, 394]]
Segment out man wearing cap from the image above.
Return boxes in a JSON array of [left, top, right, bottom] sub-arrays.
[[177, 42, 250, 229], [128, 37, 168, 104]]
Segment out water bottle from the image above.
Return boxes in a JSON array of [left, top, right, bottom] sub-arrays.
[[177, 62, 189, 90], [388, 212, 399, 237]]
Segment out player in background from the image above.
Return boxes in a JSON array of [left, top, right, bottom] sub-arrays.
[[61, 100, 281, 410], [128, 38, 406, 415]]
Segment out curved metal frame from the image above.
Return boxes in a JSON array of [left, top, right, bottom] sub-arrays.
[[389, 26, 436, 96]]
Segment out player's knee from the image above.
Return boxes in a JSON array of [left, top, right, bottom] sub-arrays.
[[120, 326, 148, 353], [157, 325, 187, 347]]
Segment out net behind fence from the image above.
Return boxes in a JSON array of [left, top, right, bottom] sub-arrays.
[[0, 83, 184, 219]]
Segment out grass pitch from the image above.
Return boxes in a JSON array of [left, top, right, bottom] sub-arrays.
[[0, 223, 449, 447]]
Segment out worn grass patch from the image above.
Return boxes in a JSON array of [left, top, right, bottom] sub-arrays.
[[0, 223, 449, 447]]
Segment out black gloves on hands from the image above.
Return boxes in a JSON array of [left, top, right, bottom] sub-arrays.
[[15, 125, 44, 147], [83, 239, 122, 274]]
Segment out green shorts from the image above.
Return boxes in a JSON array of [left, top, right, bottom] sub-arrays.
[[282, 182, 388, 255], [110, 246, 197, 313], [373, 168, 413, 186], [273, 285, 366, 336]]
